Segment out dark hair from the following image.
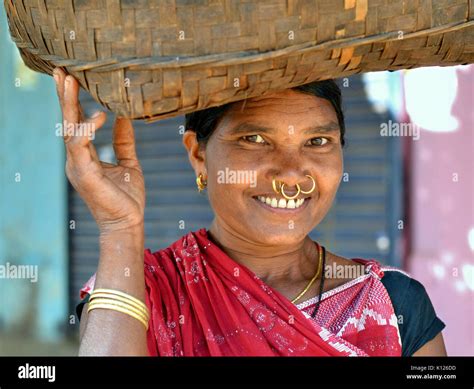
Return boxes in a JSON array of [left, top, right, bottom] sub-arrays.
[[185, 79, 345, 147]]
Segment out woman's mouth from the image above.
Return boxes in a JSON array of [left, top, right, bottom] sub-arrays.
[[251, 195, 311, 213]]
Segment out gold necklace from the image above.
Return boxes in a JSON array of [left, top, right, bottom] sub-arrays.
[[291, 243, 323, 304]]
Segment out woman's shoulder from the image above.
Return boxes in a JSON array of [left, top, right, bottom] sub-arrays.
[[332, 254, 446, 356], [376, 266, 435, 313], [379, 266, 414, 290], [374, 266, 446, 356]]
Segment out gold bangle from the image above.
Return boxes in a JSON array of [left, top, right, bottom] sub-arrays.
[[87, 301, 149, 330], [89, 292, 149, 319], [88, 303, 148, 330], [91, 288, 148, 311], [88, 298, 149, 322]]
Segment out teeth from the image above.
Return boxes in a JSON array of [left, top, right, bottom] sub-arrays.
[[257, 196, 307, 209]]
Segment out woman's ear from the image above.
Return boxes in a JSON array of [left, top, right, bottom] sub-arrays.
[[182, 130, 206, 175]]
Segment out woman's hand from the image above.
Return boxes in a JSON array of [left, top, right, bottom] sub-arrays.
[[53, 68, 145, 234]]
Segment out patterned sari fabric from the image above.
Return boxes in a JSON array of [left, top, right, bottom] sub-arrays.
[[80, 228, 402, 356]]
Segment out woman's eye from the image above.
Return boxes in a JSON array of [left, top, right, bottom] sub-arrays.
[[242, 134, 266, 144], [309, 137, 329, 146]]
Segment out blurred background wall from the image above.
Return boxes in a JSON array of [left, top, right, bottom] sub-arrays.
[[0, 7, 70, 353], [0, 5, 472, 355], [402, 65, 474, 356]]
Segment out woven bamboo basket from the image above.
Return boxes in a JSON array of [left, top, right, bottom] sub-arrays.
[[4, 0, 474, 122]]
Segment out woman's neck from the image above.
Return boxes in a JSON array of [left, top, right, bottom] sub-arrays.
[[207, 220, 320, 288]]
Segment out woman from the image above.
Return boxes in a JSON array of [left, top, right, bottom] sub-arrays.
[[52, 67, 446, 356]]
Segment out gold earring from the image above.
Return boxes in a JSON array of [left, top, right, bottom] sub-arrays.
[[280, 183, 301, 200], [300, 175, 316, 194], [196, 173, 207, 192]]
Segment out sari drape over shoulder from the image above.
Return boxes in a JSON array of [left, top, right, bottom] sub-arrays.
[[80, 228, 402, 356]]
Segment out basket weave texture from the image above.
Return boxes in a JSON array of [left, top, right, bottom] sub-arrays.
[[5, 0, 474, 122]]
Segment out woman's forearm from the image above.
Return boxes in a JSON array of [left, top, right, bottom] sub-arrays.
[[79, 223, 148, 356]]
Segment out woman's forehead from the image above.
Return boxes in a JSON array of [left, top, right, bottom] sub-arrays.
[[233, 89, 328, 109], [219, 91, 338, 130], [226, 90, 335, 118]]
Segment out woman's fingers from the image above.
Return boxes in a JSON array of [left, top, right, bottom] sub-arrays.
[[85, 112, 107, 163], [61, 76, 91, 165], [63, 75, 81, 131], [112, 117, 140, 169], [51, 68, 145, 232], [53, 68, 65, 107], [53, 67, 140, 175], [53, 67, 107, 167], [54, 68, 85, 121]]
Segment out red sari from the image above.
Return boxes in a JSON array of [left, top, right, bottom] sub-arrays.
[[80, 228, 402, 356]]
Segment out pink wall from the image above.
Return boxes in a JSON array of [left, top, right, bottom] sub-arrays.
[[406, 65, 473, 355]]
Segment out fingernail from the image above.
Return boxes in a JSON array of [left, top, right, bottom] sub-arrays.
[[91, 111, 102, 118], [53, 74, 58, 83]]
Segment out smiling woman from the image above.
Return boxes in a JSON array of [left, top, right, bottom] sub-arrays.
[[63, 68, 446, 356]]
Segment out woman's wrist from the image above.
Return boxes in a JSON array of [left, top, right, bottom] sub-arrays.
[[95, 222, 146, 293], [99, 220, 145, 238], [98, 223, 145, 259]]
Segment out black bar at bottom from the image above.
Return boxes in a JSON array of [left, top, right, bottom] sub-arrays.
[[0, 356, 471, 388]]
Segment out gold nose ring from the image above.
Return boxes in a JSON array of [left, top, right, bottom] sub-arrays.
[[272, 176, 281, 194], [272, 175, 315, 197], [300, 175, 316, 194]]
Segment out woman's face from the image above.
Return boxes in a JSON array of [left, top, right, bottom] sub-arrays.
[[184, 88, 344, 246]]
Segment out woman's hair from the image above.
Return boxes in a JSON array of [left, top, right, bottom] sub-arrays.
[[184, 79, 345, 147]]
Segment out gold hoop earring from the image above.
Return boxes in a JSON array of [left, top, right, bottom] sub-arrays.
[[280, 183, 301, 200], [196, 173, 207, 192], [300, 175, 316, 194]]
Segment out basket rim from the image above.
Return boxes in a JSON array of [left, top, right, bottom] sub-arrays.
[[9, 18, 474, 74]]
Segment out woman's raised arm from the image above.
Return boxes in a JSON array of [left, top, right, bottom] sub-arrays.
[[53, 68, 148, 356]]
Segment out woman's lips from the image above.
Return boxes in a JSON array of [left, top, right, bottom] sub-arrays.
[[251, 196, 311, 214]]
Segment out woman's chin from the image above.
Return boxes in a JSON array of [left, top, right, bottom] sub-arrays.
[[241, 223, 309, 246]]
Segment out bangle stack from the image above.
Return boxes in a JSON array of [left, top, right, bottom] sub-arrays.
[[87, 288, 150, 330]]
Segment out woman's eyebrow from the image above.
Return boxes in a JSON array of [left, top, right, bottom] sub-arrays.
[[229, 122, 340, 135]]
